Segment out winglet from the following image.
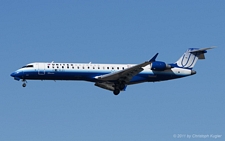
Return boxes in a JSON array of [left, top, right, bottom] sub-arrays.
[[149, 53, 159, 62]]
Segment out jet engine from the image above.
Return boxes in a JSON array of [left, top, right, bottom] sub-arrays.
[[150, 61, 171, 71]]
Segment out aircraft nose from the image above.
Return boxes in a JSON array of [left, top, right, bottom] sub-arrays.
[[10, 72, 17, 77], [10, 71, 22, 81]]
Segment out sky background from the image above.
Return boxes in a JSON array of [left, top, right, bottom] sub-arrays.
[[1, 0, 224, 140]]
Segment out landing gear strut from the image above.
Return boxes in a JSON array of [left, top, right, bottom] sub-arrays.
[[113, 81, 126, 95], [22, 79, 27, 87], [119, 83, 126, 90]]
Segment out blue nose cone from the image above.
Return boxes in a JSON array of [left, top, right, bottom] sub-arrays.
[[10, 72, 17, 77], [10, 71, 21, 81]]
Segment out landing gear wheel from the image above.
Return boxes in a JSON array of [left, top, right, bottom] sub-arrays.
[[22, 83, 26, 87], [113, 89, 120, 95]]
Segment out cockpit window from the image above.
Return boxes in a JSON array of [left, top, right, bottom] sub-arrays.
[[22, 65, 33, 68]]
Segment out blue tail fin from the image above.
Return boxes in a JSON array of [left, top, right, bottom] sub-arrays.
[[174, 47, 215, 69]]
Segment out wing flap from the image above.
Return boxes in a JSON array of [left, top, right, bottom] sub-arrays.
[[95, 82, 115, 91], [95, 81, 127, 91]]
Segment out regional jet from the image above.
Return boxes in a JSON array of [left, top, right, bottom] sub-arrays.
[[10, 47, 214, 95]]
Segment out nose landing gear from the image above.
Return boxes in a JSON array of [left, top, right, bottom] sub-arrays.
[[22, 83, 26, 87], [22, 79, 27, 87]]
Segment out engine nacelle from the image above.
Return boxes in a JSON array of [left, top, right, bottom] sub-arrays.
[[151, 61, 171, 71]]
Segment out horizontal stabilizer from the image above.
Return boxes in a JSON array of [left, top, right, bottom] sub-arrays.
[[189, 46, 216, 53], [189, 46, 216, 60]]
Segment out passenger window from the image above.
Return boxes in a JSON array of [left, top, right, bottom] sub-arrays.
[[107, 67, 109, 69]]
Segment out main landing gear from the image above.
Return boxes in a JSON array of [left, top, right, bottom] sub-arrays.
[[113, 89, 120, 95], [113, 82, 126, 95]]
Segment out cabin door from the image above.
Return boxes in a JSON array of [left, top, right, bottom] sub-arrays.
[[38, 63, 45, 75]]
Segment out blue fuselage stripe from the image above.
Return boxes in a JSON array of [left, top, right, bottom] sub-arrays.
[[19, 69, 187, 84]]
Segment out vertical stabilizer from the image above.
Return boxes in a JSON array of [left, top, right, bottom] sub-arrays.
[[174, 47, 215, 69]]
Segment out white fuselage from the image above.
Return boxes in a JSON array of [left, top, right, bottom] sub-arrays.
[[10, 47, 213, 95], [11, 62, 194, 84]]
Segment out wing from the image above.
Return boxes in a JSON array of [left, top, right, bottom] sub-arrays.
[[95, 53, 159, 83]]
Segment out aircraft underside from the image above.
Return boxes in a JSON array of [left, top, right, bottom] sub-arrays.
[[15, 70, 185, 95]]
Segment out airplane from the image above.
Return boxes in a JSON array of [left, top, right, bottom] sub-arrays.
[[10, 47, 214, 95]]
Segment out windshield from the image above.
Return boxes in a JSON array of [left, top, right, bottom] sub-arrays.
[[21, 65, 34, 68]]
